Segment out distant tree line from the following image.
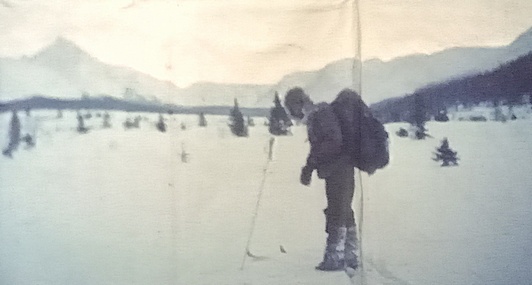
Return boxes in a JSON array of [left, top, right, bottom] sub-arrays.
[[0, 96, 270, 117], [372, 52, 532, 123]]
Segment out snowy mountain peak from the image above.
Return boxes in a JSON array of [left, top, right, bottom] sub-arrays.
[[31, 37, 90, 64], [50, 37, 81, 50], [509, 27, 532, 53], [512, 27, 532, 43]]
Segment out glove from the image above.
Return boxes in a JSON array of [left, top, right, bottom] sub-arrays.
[[300, 165, 313, 186]]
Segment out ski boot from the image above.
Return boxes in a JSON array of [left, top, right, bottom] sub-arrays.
[[315, 227, 346, 271], [344, 226, 359, 270]]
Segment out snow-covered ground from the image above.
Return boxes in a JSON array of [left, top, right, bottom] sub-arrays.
[[1, 110, 531, 284], [448, 104, 532, 121]]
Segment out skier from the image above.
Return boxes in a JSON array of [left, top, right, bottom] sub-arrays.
[[284, 87, 358, 271]]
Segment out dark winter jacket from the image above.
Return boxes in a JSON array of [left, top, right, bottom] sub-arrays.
[[305, 102, 345, 178]]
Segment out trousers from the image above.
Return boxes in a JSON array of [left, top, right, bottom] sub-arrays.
[[323, 155, 356, 234]]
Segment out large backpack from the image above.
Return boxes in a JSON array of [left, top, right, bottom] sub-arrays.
[[330, 89, 389, 175]]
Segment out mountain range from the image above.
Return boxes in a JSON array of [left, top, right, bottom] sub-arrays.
[[1, 27, 531, 108]]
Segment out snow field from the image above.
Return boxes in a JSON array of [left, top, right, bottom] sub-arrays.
[[1, 110, 532, 284]]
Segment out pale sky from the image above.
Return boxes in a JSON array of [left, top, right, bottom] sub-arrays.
[[1, 0, 532, 87]]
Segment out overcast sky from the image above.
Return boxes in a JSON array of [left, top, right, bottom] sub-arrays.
[[1, 0, 532, 87]]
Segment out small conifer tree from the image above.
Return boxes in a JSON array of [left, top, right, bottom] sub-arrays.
[[123, 116, 141, 129], [268, 92, 292, 135], [493, 100, 507, 122], [102, 112, 112, 128], [247, 116, 255, 127], [199, 112, 207, 127], [396, 127, 408, 137], [77, 112, 89, 133], [156, 114, 167, 132], [433, 138, 459, 166], [411, 93, 430, 139], [2, 111, 21, 157], [434, 110, 449, 122], [229, 98, 248, 137]]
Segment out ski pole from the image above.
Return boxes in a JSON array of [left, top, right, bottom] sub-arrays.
[[240, 137, 275, 270]]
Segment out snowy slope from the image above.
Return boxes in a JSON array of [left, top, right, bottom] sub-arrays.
[[1, 112, 532, 284], [363, 120, 532, 285]]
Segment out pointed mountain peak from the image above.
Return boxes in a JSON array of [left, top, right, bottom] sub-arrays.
[[51, 37, 79, 49], [363, 57, 384, 65], [510, 26, 532, 47], [33, 37, 86, 59]]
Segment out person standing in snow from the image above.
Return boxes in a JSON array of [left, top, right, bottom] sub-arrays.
[[284, 87, 358, 271]]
